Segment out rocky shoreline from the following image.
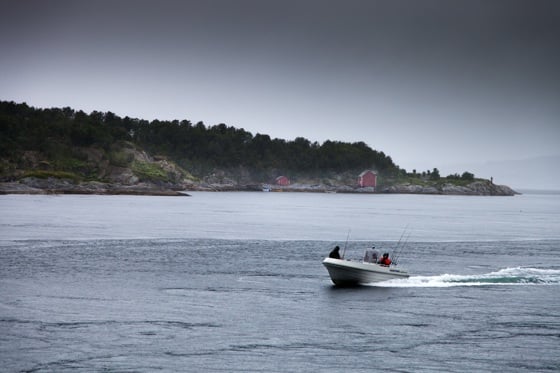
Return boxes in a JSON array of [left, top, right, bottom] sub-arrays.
[[380, 181, 518, 196], [0, 179, 189, 196], [0, 177, 518, 196]]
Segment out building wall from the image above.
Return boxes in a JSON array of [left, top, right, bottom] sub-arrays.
[[359, 171, 377, 187], [276, 176, 290, 186]]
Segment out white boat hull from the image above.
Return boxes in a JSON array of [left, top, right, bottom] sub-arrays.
[[322, 257, 409, 286]]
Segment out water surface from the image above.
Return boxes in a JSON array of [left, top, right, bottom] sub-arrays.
[[1, 192, 559, 372]]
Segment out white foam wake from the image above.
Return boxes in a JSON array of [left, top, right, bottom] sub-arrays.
[[373, 267, 560, 287]]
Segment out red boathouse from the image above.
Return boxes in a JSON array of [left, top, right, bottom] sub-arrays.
[[275, 176, 290, 186], [358, 170, 377, 188]]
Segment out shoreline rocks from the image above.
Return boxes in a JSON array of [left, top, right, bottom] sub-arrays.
[[380, 181, 517, 196], [0, 178, 189, 196], [0, 178, 517, 197]]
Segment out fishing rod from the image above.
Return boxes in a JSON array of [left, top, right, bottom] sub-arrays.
[[342, 229, 351, 259], [393, 232, 410, 265], [392, 225, 410, 265], [394, 225, 408, 251], [393, 231, 411, 266]]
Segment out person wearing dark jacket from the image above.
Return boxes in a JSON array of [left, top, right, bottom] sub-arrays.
[[329, 246, 341, 259]]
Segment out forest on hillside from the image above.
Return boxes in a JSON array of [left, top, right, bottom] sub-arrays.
[[0, 101, 401, 180]]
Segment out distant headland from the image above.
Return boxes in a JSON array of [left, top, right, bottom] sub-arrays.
[[0, 101, 517, 196]]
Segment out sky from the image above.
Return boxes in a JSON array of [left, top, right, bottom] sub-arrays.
[[1, 0, 559, 188]]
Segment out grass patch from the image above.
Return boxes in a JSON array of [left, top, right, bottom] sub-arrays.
[[22, 170, 82, 182], [54, 157, 87, 171], [388, 175, 430, 186], [132, 161, 169, 182], [436, 178, 485, 187]]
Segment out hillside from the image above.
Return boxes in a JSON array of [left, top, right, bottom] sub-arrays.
[[0, 101, 517, 196]]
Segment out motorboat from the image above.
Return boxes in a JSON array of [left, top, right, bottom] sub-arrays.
[[322, 257, 409, 286]]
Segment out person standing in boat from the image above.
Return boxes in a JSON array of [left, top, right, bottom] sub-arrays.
[[364, 246, 379, 263], [378, 253, 392, 266], [329, 246, 341, 259]]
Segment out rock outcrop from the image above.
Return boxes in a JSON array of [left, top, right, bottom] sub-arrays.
[[380, 181, 517, 196], [0, 178, 189, 196]]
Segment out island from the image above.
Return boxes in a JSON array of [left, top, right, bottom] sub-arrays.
[[0, 101, 517, 196]]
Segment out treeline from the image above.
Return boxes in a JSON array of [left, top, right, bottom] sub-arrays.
[[0, 101, 399, 177], [408, 168, 475, 182]]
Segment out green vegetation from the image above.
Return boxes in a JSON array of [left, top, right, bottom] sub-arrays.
[[0, 101, 481, 188], [390, 168, 481, 188], [22, 170, 81, 182], [131, 161, 169, 182], [108, 149, 134, 168], [0, 101, 402, 182]]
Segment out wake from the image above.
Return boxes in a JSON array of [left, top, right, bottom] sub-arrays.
[[374, 267, 560, 287]]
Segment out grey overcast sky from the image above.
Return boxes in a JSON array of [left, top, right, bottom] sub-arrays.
[[1, 0, 559, 177]]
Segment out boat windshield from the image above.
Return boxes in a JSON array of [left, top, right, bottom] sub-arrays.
[[364, 248, 381, 263]]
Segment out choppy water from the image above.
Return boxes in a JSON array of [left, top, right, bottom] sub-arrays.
[[1, 192, 559, 372]]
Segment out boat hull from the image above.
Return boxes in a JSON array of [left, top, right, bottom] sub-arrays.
[[322, 257, 409, 286]]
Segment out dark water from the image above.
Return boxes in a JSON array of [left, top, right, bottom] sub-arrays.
[[1, 238, 559, 372], [2, 193, 560, 371]]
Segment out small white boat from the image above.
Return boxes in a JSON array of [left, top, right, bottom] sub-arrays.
[[322, 257, 409, 286]]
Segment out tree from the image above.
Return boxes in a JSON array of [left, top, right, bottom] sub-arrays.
[[461, 171, 474, 181], [430, 168, 440, 180]]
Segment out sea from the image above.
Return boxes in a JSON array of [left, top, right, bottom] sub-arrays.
[[1, 191, 559, 372]]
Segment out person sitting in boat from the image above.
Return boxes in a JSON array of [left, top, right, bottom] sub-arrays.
[[329, 246, 341, 259], [364, 247, 379, 263], [378, 253, 392, 266]]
